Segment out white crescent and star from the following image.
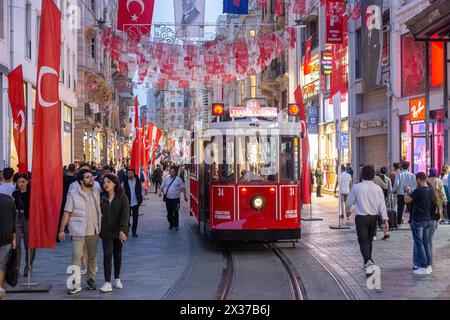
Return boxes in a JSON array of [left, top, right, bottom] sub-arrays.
[[14, 110, 25, 133], [37, 66, 59, 108], [127, 0, 145, 16]]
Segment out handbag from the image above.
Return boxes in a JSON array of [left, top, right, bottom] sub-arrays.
[[163, 177, 176, 202], [5, 248, 18, 287]]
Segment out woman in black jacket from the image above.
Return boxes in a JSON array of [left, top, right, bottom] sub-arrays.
[[12, 174, 36, 277], [99, 174, 129, 293]]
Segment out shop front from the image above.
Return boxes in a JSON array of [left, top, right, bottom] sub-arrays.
[[401, 110, 445, 174]]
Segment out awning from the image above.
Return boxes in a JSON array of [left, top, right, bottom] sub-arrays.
[[406, 0, 450, 41]]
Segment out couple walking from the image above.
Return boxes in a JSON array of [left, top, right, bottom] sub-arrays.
[[59, 169, 130, 293]]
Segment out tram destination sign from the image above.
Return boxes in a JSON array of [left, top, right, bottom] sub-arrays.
[[229, 107, 278, 118]]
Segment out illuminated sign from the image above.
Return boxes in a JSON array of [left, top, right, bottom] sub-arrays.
[[409, 97, 426, 124], [321, 51, 332, 75], [229, 107, 278, 118]]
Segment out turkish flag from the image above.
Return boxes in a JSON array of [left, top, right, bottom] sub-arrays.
[[117, 0, 155, 38], [130, 97, 141, 172], [275, 0, 284, 16], [294, 85, 311, 205], [140, 116, 148, 190], [330, 32, 348, 98], [151, 127, 163, 165], [304, 36, 312, 75], [29, 0, 62, 249], [7, 65, 28, 174]]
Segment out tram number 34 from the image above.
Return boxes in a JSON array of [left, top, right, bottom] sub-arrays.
[[217, 188, 225, 197], [289, 187, 295, 196]]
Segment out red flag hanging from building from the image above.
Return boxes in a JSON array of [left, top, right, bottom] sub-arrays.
[[7, 65, 28, 174], [151, 127, 163, 165], [130, 96, 141, 172], [140, 115, 148, 190], [275, 0, 284, 17], [304, 36, 312, 75], [29, 0, 62, 249], [117, 0, 155, 38], [325, 0, 345, 44], [294, 85, 311, 205]]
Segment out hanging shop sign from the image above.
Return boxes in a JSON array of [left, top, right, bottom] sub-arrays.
[[409, 97, 426, 124], [325, 0, 345, 44], [321, 51, 333, 75], [306, 103, 319, 134]]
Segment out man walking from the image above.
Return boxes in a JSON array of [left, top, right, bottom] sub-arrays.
[[59, 168, 102, 294], [153, 164, 163, 194], [0, 167, 16, 196], [393, 161, 417, 225], [0, 193, 16, 299], [159, 166, 188, 231], [123, 168, 143, 238], [335, 165, 353, 218], [315, 162, 324, 197], [346, 165, 389, 275]]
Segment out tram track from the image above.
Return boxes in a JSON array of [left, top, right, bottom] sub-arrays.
[[216, 243, 305, 300]]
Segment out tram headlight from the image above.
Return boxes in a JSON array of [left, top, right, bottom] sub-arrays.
[[251, 195, 266, 211]]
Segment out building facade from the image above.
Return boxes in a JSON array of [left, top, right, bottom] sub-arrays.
[[1, 0, 78, 170]]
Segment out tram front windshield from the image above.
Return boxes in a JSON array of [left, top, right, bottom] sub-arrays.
[[237, 135, 277, 182]]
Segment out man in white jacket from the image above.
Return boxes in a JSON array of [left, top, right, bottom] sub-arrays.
[[59, 168, 102, 294]]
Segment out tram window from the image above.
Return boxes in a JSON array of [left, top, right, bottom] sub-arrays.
[[190, 140, 197, 176], [204, 136, 220, 181], [219, 136, 235, 182], [280, 137, 296, 182], [237, 135, 277, 182]]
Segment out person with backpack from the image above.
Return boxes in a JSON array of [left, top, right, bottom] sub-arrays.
[[405, 172, 437, 275], [427, 168, 447, 224]]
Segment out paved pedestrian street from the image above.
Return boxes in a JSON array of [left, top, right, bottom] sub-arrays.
[[4, 192, 450, 300]]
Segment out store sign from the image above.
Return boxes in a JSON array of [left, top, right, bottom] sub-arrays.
[[326, 0, 345, 44], [321, 51, 333, 75], [341, 132, 349, 149], [409, 97, 426, 124], [354, 118, 387, 131]]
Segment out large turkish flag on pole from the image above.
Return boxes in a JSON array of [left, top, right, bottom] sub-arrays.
[[7, 65, 28, 174], [130, 97, 141, 172], [29, 0, 62, 249], [117, 0, 155, 38], [295, 85, 311, 205]]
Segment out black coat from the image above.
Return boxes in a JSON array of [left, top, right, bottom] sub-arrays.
[[123, 175, 143, 206], [0, 194, 16, 246], [100, 193, 130, 239]]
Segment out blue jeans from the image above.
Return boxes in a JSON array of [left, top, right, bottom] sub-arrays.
[[428, 220, 438, 265], [411, 220, 433, 268]]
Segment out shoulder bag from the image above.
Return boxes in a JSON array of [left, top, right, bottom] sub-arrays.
[[163, 177, 176, 202]]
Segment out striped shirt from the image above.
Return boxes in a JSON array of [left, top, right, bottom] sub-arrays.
[[393, 170, 417, 195]]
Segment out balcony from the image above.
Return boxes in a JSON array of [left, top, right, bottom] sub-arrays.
[[259, 57, 287, 97]]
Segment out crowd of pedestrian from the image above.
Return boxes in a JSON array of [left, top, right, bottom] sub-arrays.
[[335, 160, 449, 277], [0, 159, 188, 298]]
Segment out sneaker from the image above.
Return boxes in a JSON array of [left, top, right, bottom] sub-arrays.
[[86, 278, 97, 290], [95, 267, 98, 273], [373, 236, 377, 241], [114, 279, 123, 289], [365, 261, 375, 276], [381, 234, 390, 240], [81, 269, 87, 276], [99, 282, 112, 293], [427, 266, 433, 273], [413, 266, 419, 271], [68, 286, 82, 294], [0, 287, 5, 299], [175, 227, 179, 231], [132, 233, 138, 238], [168, 226, 173, 230], [413, 267, 431, 275]]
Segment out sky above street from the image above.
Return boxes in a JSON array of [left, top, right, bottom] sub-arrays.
[[135, 1, 224, 105]]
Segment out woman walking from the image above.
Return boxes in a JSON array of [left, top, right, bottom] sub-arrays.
[[99, 174, 129, 292], [12, 174, 36, 277]]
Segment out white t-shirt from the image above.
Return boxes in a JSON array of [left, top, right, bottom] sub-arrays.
[[0, 182, 16, 196], [161, 176, 185, 199], [339, 172, 352, 195]]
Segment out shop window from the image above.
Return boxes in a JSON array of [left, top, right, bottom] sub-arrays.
[[355, 29, 361, 79], [25, 3, 32, 59]]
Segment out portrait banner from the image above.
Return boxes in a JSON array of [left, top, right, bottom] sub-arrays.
[[174, 0, 205, 38]]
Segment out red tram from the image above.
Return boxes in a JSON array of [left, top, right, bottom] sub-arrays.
[[189, 104, 302, 241]]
